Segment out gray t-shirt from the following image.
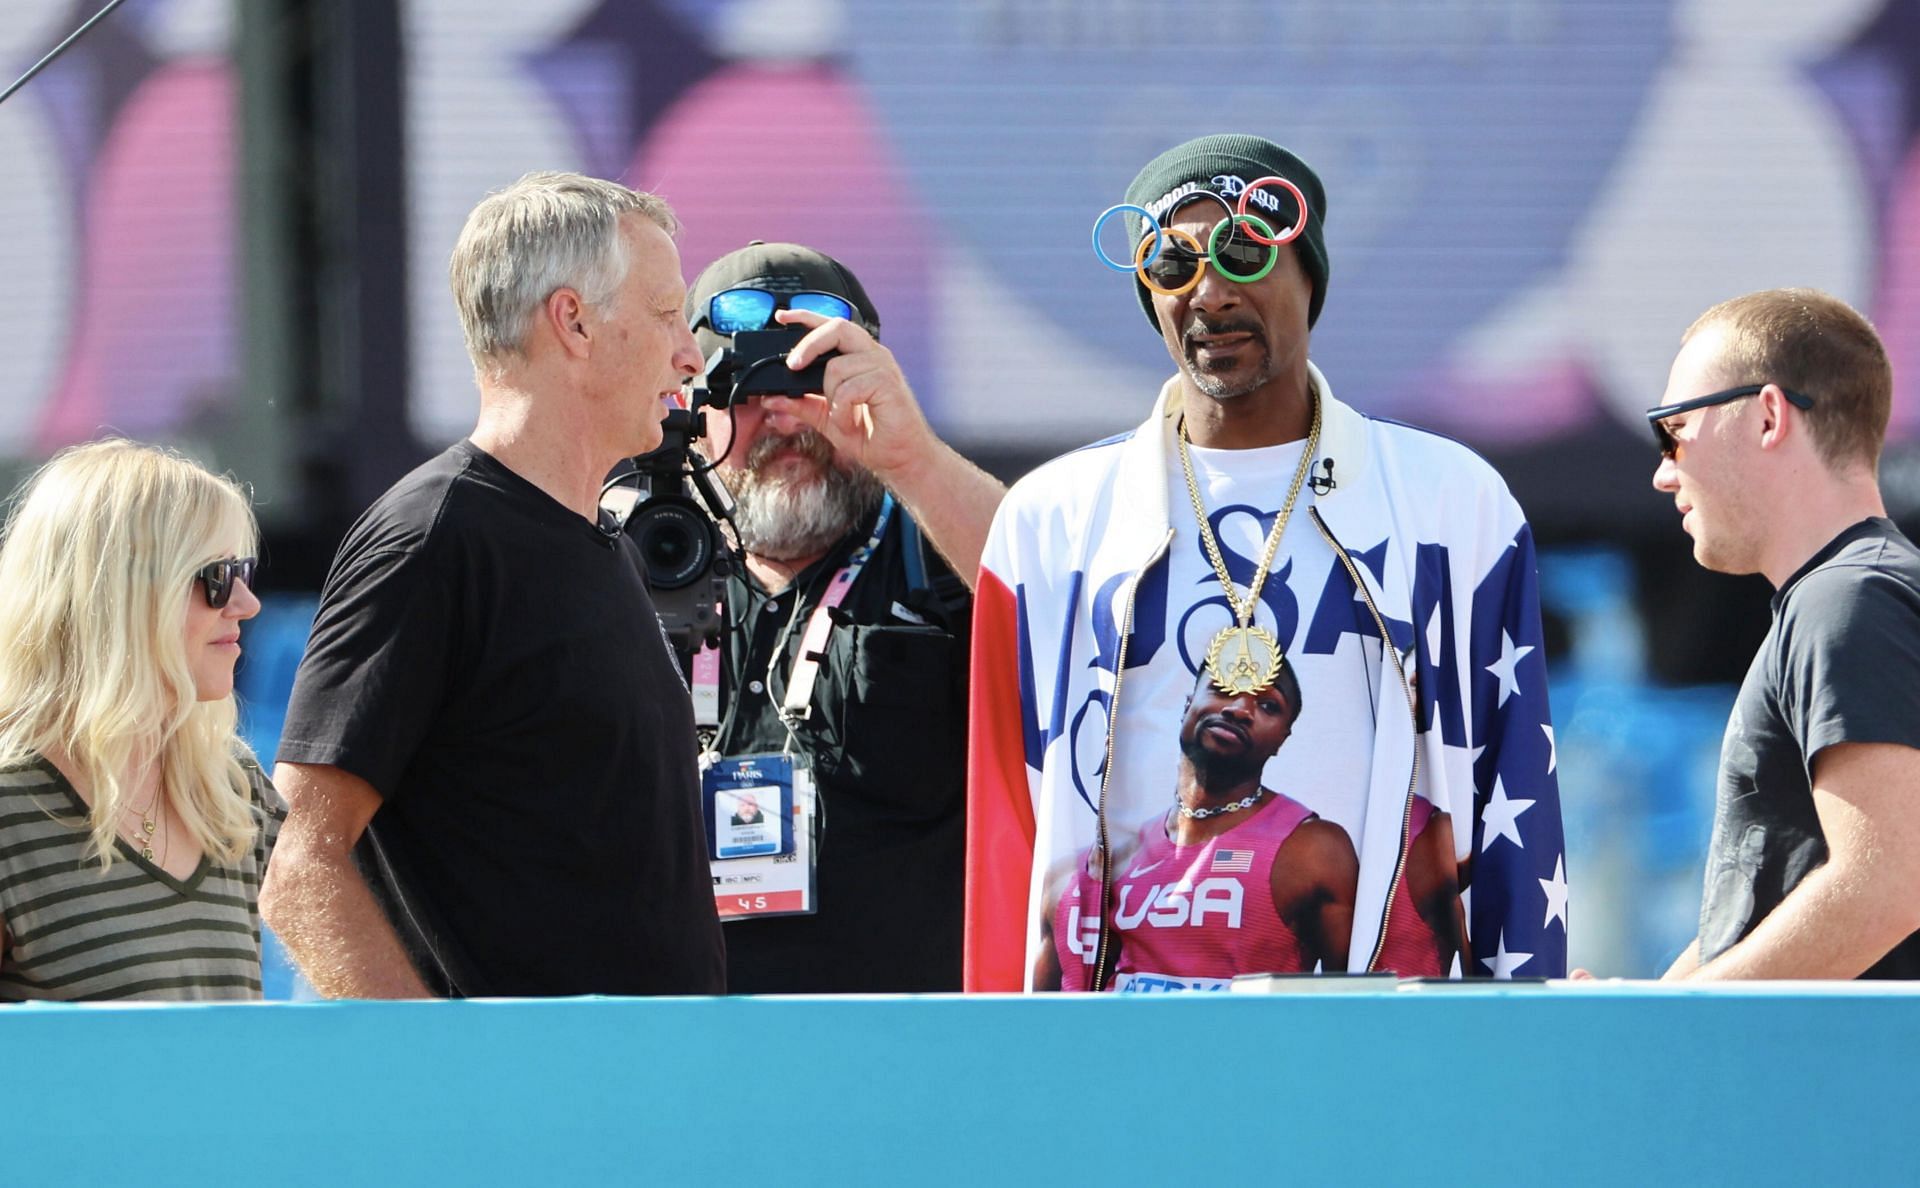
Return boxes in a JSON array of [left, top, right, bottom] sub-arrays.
[[0, 756, 283, 1001], [1700, 517, 1920, 977]]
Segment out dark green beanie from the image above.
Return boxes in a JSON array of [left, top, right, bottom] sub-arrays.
[[1121, 133, 1330, 331]]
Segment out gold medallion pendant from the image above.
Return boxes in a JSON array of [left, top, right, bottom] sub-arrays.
[[1203, 623, 1284, 696], [1177, 393, 1323, 702]]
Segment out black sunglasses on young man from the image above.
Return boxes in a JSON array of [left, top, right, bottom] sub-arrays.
[[197, 557, 257, 609], [1645, 384, 1816, 459]]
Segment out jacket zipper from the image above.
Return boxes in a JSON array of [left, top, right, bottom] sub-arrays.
[[1090, 527, 1174, 992], [1309, 507, 1422, 974]]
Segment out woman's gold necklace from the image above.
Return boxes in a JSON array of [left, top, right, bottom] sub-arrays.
[[1176, 394, 1323, 696], [128, 786, 166, 863]]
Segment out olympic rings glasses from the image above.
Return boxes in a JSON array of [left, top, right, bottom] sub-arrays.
[[1137, 216, 1280, 295], [197, 557, 256, 609], [1091, 175, 1311, 297], [698, 288, 855, 336], [1645, 384, 1816, 460]]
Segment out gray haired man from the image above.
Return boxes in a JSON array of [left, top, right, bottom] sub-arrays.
[[264, 172, 726, 997]]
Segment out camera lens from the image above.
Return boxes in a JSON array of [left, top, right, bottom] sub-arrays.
[[631, 500, 712, 589]]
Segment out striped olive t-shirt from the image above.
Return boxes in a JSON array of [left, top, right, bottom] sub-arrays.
[[0, 756, 284, 1002]]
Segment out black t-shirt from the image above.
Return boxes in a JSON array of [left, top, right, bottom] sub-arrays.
[[278, 442, 725, 997], [1701, 517, 1920, 978], [714, 500, 969, 993]]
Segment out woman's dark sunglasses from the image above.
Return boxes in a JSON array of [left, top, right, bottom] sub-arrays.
[[699, 288, 855, 336], [197, 557, 257, 609], [1645, 384, 1816, 459]]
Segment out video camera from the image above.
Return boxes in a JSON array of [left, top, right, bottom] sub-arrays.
[[614, 325, 837, 671], [697, 326, 830, 409], [618, 407, 733, 673]]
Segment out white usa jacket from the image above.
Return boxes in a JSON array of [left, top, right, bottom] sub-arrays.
[[965, 366, 1567, 990]]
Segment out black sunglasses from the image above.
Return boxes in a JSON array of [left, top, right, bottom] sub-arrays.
[[1140, 230, 1274, 290], [1645, 384, 1816, 459], [197, 557, 257, 609]]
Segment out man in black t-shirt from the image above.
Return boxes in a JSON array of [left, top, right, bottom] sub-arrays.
[[684, 243, 1005, 992], [1644, 287, 1920, 980], [261, 173, 726, 997]]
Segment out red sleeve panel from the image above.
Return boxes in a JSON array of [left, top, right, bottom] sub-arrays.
[[964, 567, 1037, 992]]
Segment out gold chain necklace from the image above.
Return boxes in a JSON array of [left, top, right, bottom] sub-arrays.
[[153, 797, 170, 867], [129, 786, 162, 861], [1176, 394, 1323, 696]]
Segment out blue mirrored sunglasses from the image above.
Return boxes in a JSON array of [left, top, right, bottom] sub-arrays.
[[701, 288, 855, 336]]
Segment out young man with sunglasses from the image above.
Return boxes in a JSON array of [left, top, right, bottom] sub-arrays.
[[682, 242, 1004, 992], [263, 173, 726, 998], [967, 134, 1566, 992], [1644, 288, 1920, 980]]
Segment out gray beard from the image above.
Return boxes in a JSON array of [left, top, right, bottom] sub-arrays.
[[1183, 320, 1275, 400], [726, 429, 884, 562], [1188, 361, 1272, 401]]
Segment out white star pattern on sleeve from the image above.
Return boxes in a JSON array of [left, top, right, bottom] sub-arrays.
[[1542, 724, 1556, 774], [1539, 855, 1568, 930], [1484, 629, 1534, 707], [1483, 929, 1533, 979], [1480, 775, 1535, 852]]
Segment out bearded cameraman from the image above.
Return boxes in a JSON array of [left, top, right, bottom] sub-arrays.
[[681, 243, 1002, 993]]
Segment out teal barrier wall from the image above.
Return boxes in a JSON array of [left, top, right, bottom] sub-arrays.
[[6, 986, 1915, 1185]]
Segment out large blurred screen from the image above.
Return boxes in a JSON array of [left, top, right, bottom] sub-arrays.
[[400, 0, 1919, 530], [0, 2, 240, 478]]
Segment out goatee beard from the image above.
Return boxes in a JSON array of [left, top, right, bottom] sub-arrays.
[[726, 428, 884, 562], [1182, 317, 1273, 400], [1180, 728, 1264, 791]]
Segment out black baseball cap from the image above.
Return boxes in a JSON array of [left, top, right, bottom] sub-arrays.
[[685, 241, 881, 362]]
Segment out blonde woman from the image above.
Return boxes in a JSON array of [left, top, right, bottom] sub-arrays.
[[0, 440, 283, 1001]]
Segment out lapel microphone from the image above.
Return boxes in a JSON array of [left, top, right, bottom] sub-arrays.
[[1308, 457, 1336, 495]]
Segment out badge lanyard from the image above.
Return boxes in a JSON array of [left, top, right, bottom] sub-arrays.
[[705, 752, 815, 920], [777, 492, 894, 729], [698, 495, 894, 923], [690, 493, 894, 738]]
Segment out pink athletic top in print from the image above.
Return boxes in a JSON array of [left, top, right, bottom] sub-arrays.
[[1372, 796, 1450, 977], [1053, 792, 1317, 992]]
